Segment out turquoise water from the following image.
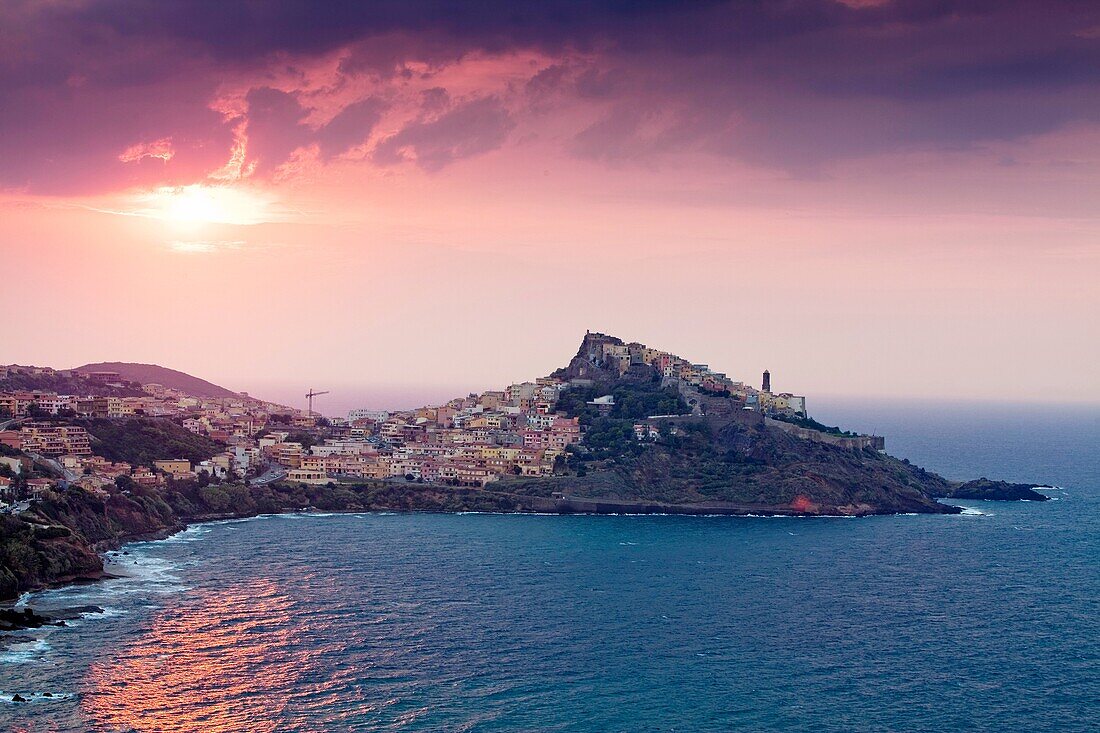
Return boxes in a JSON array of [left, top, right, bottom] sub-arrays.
[[2, 403, 1097, 732]]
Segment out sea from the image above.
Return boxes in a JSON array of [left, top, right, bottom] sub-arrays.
[[1, 400, 1097, 732]]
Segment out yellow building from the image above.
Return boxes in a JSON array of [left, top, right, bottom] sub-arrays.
[[153, 459, 192, 477], [286, 468, 329, 485]]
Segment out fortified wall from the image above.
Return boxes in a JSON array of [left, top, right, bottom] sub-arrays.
[[764, 417, 885, 451]]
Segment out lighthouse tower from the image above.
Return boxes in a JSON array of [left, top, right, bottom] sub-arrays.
[[762, 370, 771, 393]]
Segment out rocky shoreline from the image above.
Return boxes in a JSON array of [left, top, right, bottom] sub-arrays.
[[2, 476, 1053, 609], [4, 449, 1056, 607]]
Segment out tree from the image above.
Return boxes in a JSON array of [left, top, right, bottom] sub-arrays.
[[26, 403, 51, 420], [114, 474, 134, 492], [286, 432, 317, 451]]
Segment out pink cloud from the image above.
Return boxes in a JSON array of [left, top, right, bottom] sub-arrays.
[[118, 138, 175, 163]]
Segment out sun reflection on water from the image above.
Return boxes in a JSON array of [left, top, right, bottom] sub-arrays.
[[83, 579, 302, 732]]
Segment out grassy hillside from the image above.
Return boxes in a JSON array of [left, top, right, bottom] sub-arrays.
[[75, 362, 238, 399], [79, 417, 223, 466]]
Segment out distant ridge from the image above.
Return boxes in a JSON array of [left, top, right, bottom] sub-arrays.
[[74, 362, 239, 399]]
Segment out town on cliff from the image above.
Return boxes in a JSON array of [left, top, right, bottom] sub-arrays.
[[0, 332, 849, 499]]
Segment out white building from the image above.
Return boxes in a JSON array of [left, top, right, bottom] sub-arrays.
[[348, 409, 390, 422]]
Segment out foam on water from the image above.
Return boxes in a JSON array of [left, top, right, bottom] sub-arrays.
[[0, 691, 75, 704], [0, 639, 51, 665]]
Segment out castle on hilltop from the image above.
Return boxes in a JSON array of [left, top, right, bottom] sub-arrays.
[[564, 331, 807, 418]]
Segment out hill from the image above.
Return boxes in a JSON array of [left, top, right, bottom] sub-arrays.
[[74, 362, 239, 399], [519, 332, 961, 515]]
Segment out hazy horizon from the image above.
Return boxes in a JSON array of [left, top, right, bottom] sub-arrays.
[[12, 345, 1100, 415]]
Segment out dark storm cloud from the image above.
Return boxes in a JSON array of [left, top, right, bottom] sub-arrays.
[[372, 97, 515, 170], [2, 0, 1099, 192]]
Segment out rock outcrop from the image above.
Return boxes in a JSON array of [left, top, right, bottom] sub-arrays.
[[933, 478, 1051, 502]]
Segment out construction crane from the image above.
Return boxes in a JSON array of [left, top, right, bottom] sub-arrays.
[[305, 388, 329, 417]]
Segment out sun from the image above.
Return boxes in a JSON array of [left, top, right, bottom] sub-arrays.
[[164, 186, 225, 224], [130, 184, 278, 227]]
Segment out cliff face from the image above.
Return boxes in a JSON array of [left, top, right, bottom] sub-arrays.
[[555, 331, 626, 382], [0, 489, 183, 600], [507, 418, 958, 516]]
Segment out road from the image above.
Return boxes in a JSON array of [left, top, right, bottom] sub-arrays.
[[33, 454, 80, 483], [0, 417, 27, 431], [249, 466, 286, 486]]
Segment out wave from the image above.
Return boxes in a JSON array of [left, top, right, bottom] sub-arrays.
[[154, 524, 212, 544], [0, 638, 51, 664], [271, 511, 343, 520]]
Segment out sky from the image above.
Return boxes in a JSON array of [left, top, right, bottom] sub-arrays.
[[2, 0, 1099, 413]]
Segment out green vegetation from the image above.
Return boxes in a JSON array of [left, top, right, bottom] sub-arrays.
[[769, 412, 856, 436], [553, 382, 690, 466], [555, 383, 688, 424], [285, 431, 319, 451], [79, 417, 222, 466]]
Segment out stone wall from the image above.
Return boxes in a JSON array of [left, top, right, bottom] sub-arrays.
[[764, 417, 885, 451]]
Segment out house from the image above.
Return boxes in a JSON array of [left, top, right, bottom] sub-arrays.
[[85, 371, 122, 383], [0, 431, 22, 450], [0, 453, 22, 477], [194, 460, 229, 479], [131, 468, 160, 487], [587, 394, 615, 415], [154, 459, 193, 478], [25, 478, 54, 499]]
